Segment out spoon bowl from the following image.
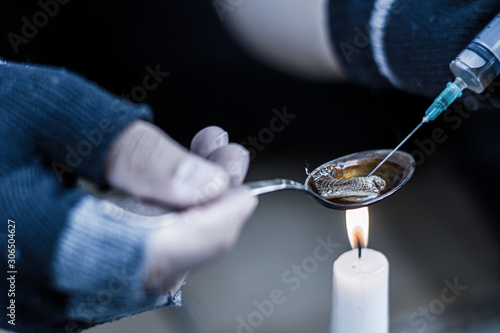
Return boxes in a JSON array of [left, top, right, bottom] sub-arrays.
[[246, 149, 415, 210]]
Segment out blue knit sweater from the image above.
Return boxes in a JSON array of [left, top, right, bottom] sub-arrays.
[[0, 62, 180, 333]]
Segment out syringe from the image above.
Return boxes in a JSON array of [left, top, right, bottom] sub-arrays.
[[368, 12, 500, 176]]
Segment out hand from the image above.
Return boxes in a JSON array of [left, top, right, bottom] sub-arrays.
[[0, 61, 256, 329], [105, 121, 258, 292]]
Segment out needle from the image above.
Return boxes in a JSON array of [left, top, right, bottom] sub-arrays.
[[368, 79, 465, 177], [367, 121, 424, 177]]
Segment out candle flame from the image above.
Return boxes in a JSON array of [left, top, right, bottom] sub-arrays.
[[346, 207, 369, 249]]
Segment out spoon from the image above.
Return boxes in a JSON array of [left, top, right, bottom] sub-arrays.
[[89, 149, 416, 225], [245, 149, 415, 210]]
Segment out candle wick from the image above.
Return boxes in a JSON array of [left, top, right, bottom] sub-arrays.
[[354, 234, 362, 258]]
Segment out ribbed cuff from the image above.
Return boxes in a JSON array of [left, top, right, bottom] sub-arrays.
[[53, 195, 181, 326]]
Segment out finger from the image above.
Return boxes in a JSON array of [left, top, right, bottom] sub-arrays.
[[168, 187, 258, 271], [207, 143, 250, 185], [144, 187, 257, 290], [105, 120, 230, 208], [190, 126, 228, 158]]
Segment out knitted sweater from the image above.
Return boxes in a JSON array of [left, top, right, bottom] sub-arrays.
[[0, 62, 180, 333]]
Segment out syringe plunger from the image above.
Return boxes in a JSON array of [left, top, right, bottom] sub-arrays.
[[450, 12, 500, 94]]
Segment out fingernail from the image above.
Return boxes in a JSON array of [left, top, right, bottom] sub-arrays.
[[237, 187, 259, 212], [227, 151, 250, 185], [215, 131, 228, 148]]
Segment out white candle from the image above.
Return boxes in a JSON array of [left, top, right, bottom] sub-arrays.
[[331, 248, 389, 333], [330, 207, 389, 333]]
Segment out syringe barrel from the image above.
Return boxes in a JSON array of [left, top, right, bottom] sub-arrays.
[[450, 12, 500, 94]]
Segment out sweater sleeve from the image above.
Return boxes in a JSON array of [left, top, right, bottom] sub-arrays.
[[328, 0, 500, 107], [52, 195, 181, 330], [0, 61, 152, 184], [0, 61, 157, 332]]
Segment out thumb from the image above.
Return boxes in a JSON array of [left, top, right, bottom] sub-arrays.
[[105, 120, 230, 208]]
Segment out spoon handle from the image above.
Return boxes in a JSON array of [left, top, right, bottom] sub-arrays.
[[245, 178, 306, 196]]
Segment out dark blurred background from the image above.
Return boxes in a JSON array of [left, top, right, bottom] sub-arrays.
[[1, 1, 499, 332], [0, 1, 461, 150], [2, 1, 499, 206]]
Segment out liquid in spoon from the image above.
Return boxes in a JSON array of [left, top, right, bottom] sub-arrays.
[[308, 162, 390, 203]]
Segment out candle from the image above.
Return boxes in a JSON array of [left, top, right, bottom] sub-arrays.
[[330, 207, 389, 333]]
